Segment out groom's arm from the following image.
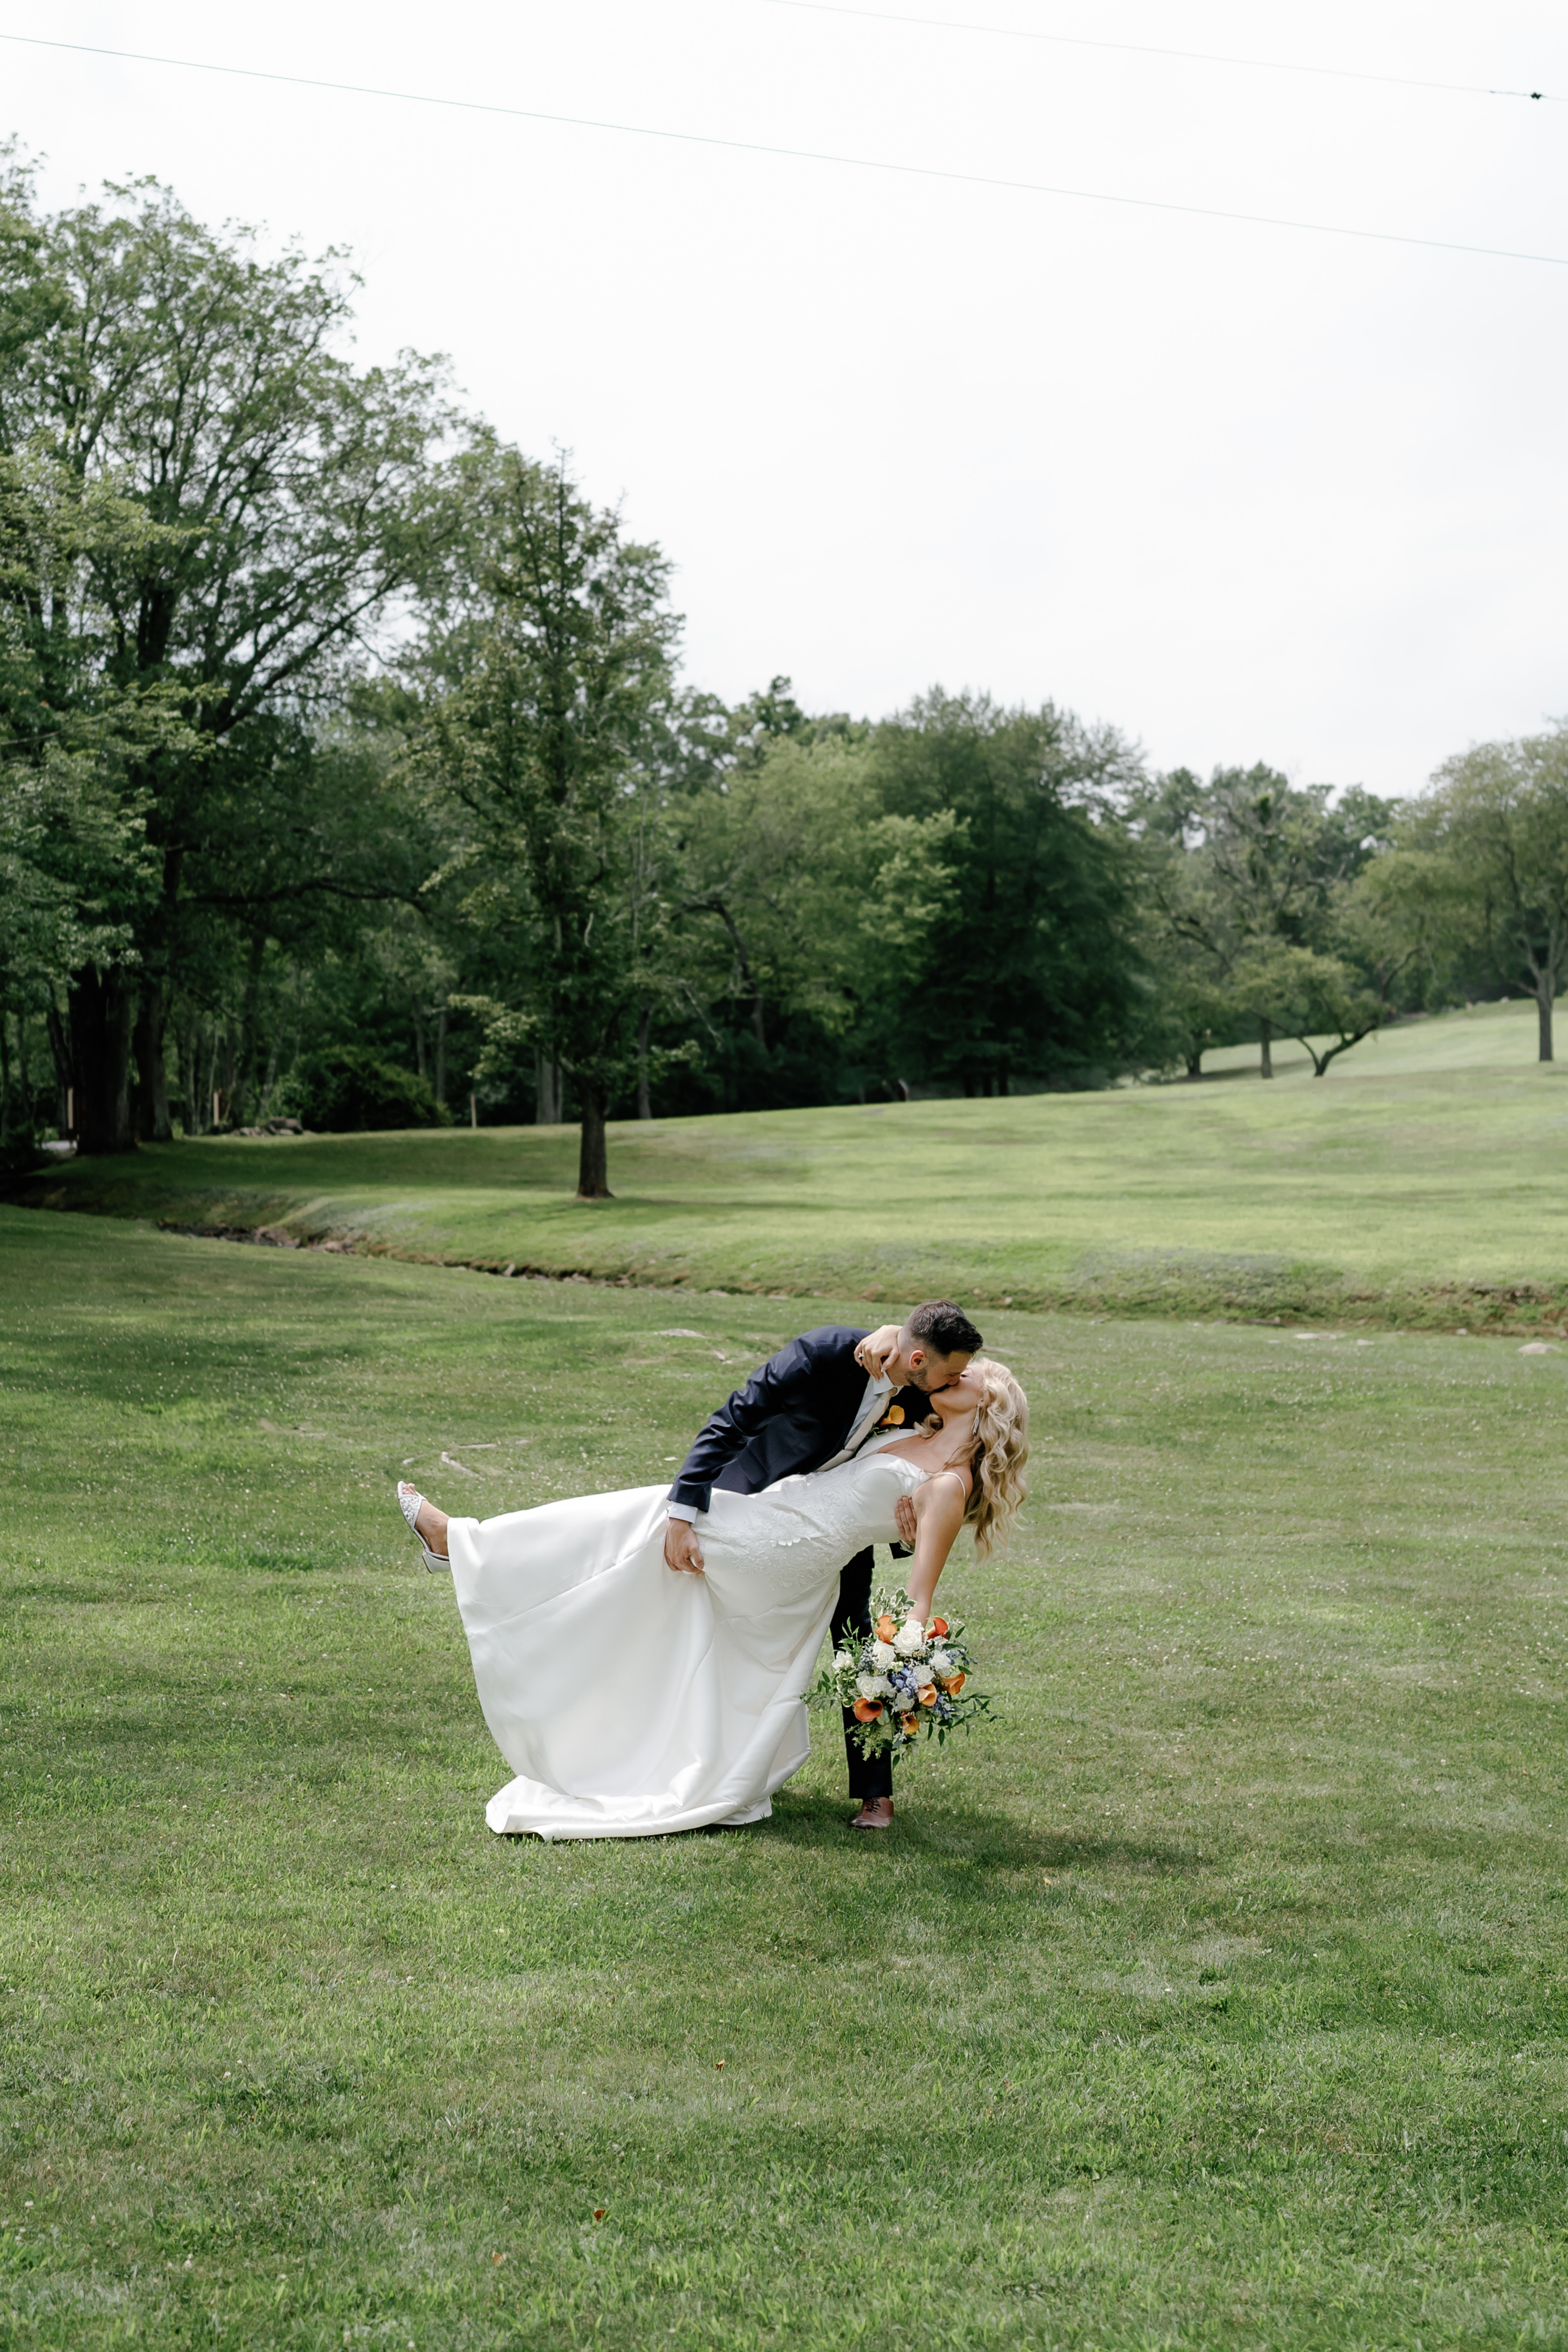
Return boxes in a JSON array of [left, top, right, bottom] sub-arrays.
[[667, 1327, 865, 1516]]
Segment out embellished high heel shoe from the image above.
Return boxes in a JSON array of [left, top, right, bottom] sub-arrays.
[[396, 1482, 450, 1572]]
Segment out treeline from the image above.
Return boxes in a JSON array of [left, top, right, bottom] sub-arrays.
[[4, 157, 1568, 1194]]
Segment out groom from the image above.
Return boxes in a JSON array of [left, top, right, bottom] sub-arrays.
[[664, 1299, 984, 1830]]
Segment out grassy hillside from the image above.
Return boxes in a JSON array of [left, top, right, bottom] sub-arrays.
[[12, 998, 1568, 1331], [5, 1205, 1568, 2347]]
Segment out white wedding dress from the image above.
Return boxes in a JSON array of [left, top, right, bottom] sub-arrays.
[[446, 1436, 928, 1840]]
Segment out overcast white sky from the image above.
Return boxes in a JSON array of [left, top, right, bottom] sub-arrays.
[[6, 0, 1568, 796]]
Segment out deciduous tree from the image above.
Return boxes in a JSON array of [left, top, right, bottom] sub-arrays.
[[1399, 732, 1568, 1062], [0, 150, 455, 1148], [867, 691, 1146, 1091], [408, 446, 680, 1197]]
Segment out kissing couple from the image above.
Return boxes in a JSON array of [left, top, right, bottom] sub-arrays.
[[397, 1301, 1028, 1840]]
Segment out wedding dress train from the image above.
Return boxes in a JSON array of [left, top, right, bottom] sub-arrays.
[[446, 1437, 928, 1839]]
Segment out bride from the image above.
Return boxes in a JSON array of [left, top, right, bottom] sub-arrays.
[[397, 1357, 1028, 1840]]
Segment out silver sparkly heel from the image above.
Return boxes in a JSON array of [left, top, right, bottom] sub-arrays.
[[396, 1482, 450, 1572]]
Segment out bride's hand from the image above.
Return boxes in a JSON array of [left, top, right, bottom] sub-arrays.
[[855, 1323, 902, 1376]]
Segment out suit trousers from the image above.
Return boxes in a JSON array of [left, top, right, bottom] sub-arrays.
[[830, 1547, 893, 1802]]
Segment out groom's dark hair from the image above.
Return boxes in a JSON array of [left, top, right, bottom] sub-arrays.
[[906, 1300, 983, 1357]]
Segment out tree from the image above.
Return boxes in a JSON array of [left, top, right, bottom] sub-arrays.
[[1226, 943, 1386, 1078], [0, 445, 194, 1136], [1134, 764, 1392, 1077], [674, 730, 957, 1078], [1131, 768, 1255, 1077], [1398, 732, 1568, 1062], [0, 151, 456, 1149], [866, 691, 1147, 1091], [408, 446, 680, 1197]]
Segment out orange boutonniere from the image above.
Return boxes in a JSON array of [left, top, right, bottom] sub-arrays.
[[875, 1406, 905, 1429]]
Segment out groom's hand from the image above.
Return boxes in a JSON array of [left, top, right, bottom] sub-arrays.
[[664, 1517, 706, 1575], [894, 1495, 918, 1546]]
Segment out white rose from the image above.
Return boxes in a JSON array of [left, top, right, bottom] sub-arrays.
[[929, 1650, 954, 1678], [871, 1640, 897, 1669], [856, 1672, 891, 1700], [893, 1619, 926, 1656], [832, 1650, 856, 1673]]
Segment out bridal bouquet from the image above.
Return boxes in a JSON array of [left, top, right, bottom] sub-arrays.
[[809, 1588, 989, 1764]]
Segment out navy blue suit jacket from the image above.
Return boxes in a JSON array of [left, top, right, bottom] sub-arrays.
[[668, 1325, 931, 1513]]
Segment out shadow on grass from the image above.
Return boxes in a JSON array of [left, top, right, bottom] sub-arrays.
[[764, 1786, 1207, 1875]]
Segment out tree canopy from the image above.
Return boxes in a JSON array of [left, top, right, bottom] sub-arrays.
[[0, 152, 1549, 1188]]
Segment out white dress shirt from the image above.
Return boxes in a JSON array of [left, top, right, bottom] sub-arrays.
[[667, 1369, 895, 1521]]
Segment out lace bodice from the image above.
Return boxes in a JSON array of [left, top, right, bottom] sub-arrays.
[[693, 1433, 931, 1599]]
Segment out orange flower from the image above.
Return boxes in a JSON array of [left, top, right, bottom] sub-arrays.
[[852, 1697, 884, 1722], [917, 1685, 938, 1708], [900, 1712, 920, 1735], [946, 1671, 965, 1695], [929, 1617, 949, 1637], [875, 1614, 898, 1642]]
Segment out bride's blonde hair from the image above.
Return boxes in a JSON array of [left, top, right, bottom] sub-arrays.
[[951, 1357, 1029, 1555]]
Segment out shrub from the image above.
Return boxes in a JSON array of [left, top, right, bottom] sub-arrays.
[[0, 1138, 50, 1179], [281, 1047, 452, 1133]]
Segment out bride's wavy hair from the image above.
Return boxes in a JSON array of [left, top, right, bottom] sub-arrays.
[[954, 1357, 1029, 1556]]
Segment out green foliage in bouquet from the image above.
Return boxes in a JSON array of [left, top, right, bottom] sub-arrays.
[[808, 1586, 991, 1764]]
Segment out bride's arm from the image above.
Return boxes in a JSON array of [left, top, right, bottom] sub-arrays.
[[853, 1324, 903, 1376], [904, 1475, 968, 1623]]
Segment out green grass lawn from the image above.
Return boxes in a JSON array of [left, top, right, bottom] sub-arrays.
[[5, 1204, 1568, 2347], [14, 997, 1568, 1332]]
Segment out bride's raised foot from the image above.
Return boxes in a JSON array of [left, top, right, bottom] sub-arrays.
[[396, 1482, 451, 1572], [849, 1797, 895, 1831]]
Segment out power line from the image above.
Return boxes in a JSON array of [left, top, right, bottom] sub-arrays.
[[755, 0, 1555, 105], [2, 29, 1564, 268]]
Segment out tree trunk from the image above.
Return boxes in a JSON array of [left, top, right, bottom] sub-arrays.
[[17, 1004, 33, 1129], [230, 935, 267, 1124], [434, 1007, 447, 1107], [535, 1049, 563, 1125], [635, 1003, 652, 1120], [1539, 987, 1554, 1063], [1259, 1016, 1274, 1079], [46, 1001, 74, 1136], [134, 979, 174, 1142], [713, 904, 766, 1049], [179, 1013, 202, 1136], [0, 1013, 11, 1142], [1185, 1049, 1204, 1080], [258, 1022, 281, 1118], [576, 1079, 613, 1199], [70, 968, 137, 1154], [194, 1017, 216, 1136]]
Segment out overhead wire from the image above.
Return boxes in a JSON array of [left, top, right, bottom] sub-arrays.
[[754, 0, 1555, 106], [0, 29, 1563, 268]]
